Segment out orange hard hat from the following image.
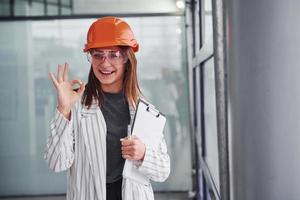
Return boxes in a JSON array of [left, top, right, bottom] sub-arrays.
[[83, 16, 139, 53]]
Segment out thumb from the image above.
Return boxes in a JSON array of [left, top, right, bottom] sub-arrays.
[[77, 82, 85, 95], [70, 79, 85, 95]]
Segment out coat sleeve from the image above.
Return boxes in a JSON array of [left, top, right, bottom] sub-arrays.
[[44, 107, 75, 172], [134, 137, 170, 182]]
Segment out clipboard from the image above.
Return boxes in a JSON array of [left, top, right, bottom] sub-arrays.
[[122, 98, 166, 185]]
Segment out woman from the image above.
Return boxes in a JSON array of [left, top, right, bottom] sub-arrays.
[[44, 16, 170, 200]]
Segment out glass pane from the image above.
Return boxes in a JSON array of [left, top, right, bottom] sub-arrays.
[[30, 2, 45, 16], [194, 0, 200, 52], [203, 0, 213, 45], [61, 0, 71, 6], [47, 0, 58, 3], [61, 7, 72, 15], [0, 0, 10, 16], [0, 17, 192, 195], [203, 57, 220, 192], [47, 5, 58, 16], [14, 0, 28, 16]]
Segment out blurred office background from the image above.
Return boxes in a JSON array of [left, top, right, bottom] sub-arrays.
[[0, 0, 194, 199]]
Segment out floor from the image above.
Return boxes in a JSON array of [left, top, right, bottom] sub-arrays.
[[0, 192, 192, 200]]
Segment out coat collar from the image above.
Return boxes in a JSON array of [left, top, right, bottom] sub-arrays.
[[80, 102, 99, 117]]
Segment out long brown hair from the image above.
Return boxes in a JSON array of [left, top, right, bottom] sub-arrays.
[[81, 46, 142, 109]]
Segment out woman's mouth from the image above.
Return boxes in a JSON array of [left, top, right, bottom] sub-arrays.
[[99, 69, 115, 75]]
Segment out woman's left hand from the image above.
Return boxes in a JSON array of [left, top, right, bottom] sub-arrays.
[[121, 136, 146, 161]]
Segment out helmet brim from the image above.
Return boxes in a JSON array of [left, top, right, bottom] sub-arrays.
[[83, 41, 139, 53]]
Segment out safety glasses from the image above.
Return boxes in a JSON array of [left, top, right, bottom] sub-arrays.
[[87, 50, 128, 65]]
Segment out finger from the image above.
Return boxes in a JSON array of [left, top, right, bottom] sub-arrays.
[[49, 72, 59, 88], [70, 79, 83, 85], [121, 146, 134, 151], [57, 64, 63, 83], [122, 150, 134, 156], [120, 136, 131, 142], [70, 79, 83, 90], [69, 79, 82, 94], [70, 79, 84, 93], [121, 139, 135, 146], [77, 81, 85, 95], [122, 155, 132, 160], [120, 136, 129, 141], [63, 63, 69, 81]]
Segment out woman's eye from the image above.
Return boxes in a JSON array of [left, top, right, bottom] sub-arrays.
[[93, 53, 105, 59], [110, 53, 119, 58]]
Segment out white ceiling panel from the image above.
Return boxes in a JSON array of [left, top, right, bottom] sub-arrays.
[[73, 0, 181, 14]]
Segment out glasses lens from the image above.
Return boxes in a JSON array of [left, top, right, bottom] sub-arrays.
[[89, 50, 127, 64]]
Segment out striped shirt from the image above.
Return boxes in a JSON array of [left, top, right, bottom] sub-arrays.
[[44, 100, 170, 200]]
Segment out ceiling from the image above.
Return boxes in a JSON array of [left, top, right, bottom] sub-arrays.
[[73, 0, 183, 14]]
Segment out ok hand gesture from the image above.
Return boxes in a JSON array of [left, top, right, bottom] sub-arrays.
[[49, 63, 85, 119]]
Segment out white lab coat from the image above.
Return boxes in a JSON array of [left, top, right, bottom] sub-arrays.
[[44, 100, 170, 200]]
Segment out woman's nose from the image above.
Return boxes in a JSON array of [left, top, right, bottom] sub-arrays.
[[100, 57, 112, 66]]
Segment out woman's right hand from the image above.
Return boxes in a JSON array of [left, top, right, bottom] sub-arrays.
[[49, 63, 85, 119]]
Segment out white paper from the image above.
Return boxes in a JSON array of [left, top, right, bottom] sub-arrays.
[[123, 99, 166, 185]]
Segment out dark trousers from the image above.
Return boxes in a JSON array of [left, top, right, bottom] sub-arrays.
[[106, 178, 122, 200]]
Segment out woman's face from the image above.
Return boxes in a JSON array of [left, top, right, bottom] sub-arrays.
[[90, 46, 127, 93]]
